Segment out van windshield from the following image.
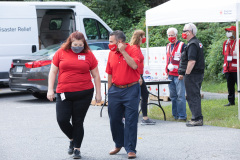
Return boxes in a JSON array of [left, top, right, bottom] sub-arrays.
[[33, 44, 60, 56]]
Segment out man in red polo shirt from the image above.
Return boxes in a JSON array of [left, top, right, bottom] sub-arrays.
[[106, 30, 140, 159]]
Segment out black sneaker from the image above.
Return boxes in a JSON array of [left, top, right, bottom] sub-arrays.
[[186, 119, 203, 127], [68, 140, 74, 155], [73, 149, 81, 159], [141, 119, 156, 125]]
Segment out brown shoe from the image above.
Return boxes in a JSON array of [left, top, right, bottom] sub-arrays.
[[109, 147, 121, 155], [128, 152, 136, 159]]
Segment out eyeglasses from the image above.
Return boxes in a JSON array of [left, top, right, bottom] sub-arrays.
[[182, 30, 189, 33]]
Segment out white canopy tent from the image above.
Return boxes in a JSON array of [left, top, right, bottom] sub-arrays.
[[145, 0, 240, 119]]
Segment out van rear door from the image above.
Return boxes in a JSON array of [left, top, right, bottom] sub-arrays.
[[0, 4, 38, 82]]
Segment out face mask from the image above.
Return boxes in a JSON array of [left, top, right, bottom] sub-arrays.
[[168, 37, 176, 43], [142, 37, 146, 44], [226, 32, 233, 38], [108, 44, 118, 51], [182, 33, 188, 39], [71, 46, 84, 53]]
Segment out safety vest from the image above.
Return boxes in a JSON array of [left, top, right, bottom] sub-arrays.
[[166, 41, 184, 76], [223, 39, 238, 73]]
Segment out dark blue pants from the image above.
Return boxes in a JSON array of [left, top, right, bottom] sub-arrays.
[[108, 83, 140, 153]]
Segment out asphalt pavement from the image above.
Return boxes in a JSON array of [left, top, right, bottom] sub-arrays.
[[0, 89, 240, 160]]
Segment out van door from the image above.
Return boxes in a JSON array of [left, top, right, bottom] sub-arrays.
[[0, 4, 38, 82], [39, 9, 75, 48]]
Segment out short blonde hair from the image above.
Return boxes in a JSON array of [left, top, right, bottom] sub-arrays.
[[130, 30, 145, 46]]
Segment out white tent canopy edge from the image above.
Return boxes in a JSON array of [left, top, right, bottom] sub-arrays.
[[145, 0, 240, 119]]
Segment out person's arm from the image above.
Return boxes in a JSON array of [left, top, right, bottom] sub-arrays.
[[185, 60, 196, 74], [47, 63, 58, 101], [139, 76, 143, 86], [90, 66, 102, 103], [108, 74, 112, 90], [186, 44, 197, 74], [118, 43, 138, 69]]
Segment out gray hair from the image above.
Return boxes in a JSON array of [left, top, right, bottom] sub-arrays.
[[167, 27, 178, 35], [184, 23, 197, 36], [109, 30, 126, 42]]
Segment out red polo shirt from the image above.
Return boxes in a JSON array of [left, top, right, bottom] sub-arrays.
[[52, 48, 98, 93], [105, 43, 140, 85], [132, 45, 144, 75]]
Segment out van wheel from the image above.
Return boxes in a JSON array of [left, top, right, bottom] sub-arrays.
[[32, 92, 47, 99]]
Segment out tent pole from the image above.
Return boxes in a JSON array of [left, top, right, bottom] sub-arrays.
[[236, 20, 240, 120], [146, 26, 149, 66]]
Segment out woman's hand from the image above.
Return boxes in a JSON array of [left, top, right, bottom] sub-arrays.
[[95, 93, 102, 103], [47, 90, 55, 101]]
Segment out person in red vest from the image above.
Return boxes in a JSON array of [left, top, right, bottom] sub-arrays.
[[165, 27, 187, 121], [222, 26, 238, 106]]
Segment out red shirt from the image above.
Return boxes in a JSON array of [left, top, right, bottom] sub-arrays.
[[132, 45, 144, 75], [52, 48, 98, 93], [105, 43, 140, 85]]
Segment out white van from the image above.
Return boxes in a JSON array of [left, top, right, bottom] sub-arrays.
[[0, 1, 112, 85]]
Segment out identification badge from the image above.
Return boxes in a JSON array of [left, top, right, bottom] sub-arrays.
[[78, 55, 85, 60], [175, 52, 181, 57], [60, 93, 66, 101], [173, 56, 180, 61], [227, 56, 232, 61]]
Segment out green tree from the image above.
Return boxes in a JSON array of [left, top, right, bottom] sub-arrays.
[[81, 0, 149, 32]]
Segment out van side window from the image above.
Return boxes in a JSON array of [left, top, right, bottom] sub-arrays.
[[49, 19, 62, 30], [98, 22, 109, 39], [83, 18, 109, 40]]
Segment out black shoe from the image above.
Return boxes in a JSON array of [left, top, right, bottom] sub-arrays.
[[73, 149, 81, 159], [68, 141, 74, 155], [224, 102, 235, 106]]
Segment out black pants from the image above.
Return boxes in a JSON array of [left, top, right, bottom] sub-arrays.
[[184, 73, 204, 120], [56, 88, 94, 148], [225, 72, 237, 104], [140, 75, 149, 117]]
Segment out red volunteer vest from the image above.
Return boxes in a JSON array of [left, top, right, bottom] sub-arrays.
[[223, 39, 238, 73], [165, 41, 184, 76]]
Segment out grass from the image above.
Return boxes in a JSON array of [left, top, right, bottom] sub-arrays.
[[148, 99, 240, 129], [201, 80, 237, 93], [147, 80, 240, 129]]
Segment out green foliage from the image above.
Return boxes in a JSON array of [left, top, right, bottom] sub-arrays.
[[81, 0, 149, 32]]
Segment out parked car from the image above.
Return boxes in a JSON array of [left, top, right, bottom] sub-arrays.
[[9, 41, 109, 99]]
